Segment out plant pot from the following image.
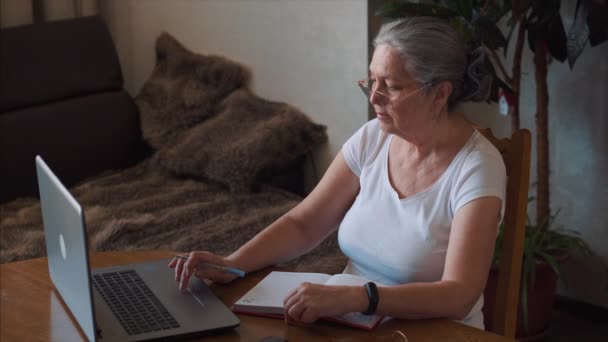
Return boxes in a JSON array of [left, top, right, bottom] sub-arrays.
[[483, 262, 558, 340]]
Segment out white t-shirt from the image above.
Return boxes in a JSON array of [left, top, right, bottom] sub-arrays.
[[338, 119, 506, 330]]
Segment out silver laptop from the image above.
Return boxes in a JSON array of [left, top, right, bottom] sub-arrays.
[[35, 156, 240, 341]]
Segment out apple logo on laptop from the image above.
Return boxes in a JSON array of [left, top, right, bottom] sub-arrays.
[[59, 234, 67, 260]]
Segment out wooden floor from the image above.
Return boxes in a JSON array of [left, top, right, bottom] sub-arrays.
[[545, 298, 608, 342]]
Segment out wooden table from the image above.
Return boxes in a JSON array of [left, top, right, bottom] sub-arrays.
[[0, 251, 514, 341]]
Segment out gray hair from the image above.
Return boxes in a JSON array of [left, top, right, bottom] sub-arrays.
[[374, 17, 492, 109]]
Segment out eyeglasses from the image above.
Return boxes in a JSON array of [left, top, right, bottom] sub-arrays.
[[357, 77, 431, 106]]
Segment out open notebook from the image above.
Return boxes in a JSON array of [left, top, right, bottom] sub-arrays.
[[232, 271, 385, 330]]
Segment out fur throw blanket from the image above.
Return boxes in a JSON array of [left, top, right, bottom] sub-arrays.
[[0, 33, 346, 274]]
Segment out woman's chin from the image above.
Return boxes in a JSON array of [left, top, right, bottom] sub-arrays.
[[376, 113, 395, 129], [377, 115, 396, 134]]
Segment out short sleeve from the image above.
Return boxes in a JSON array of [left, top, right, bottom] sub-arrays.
[[451, 149, 507, 219], [342, 119, 383, 177]]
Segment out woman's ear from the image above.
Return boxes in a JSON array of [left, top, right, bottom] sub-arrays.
[[433, 81, 452, 109]]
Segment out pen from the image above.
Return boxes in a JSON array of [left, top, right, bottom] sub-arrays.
[[174, 255, 246, 278]]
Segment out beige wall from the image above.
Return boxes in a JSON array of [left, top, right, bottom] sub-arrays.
[[100, 0, 369, 178], [0, 0, 33, 27]]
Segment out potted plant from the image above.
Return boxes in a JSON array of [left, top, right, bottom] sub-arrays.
[[375, 0, 607, 339], [484, 204, 593, 339]]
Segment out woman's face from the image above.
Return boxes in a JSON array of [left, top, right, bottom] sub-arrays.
[[368, 44, 438, 139]]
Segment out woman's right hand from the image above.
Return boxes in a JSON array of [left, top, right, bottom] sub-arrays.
[[168, 251, 239, 290]]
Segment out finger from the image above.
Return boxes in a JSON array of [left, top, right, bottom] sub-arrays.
[[192, 251, 240, 281], [174, 258, 185, 282], [283, 293, 301, 314], [179, 268, 191, 290], [168, 257, 178, 268], [181, 251, 213, 289], [180, 256, 197, 290], [194, 268, 235, 284], [286, 298, 306, 322], [283, 287, 300, 307]]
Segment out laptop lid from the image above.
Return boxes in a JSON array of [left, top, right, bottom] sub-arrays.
[[36, 156, 240, 341], [36, 155, 98, 341]]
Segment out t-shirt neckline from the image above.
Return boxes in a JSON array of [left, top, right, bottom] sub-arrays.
[[384, 130, 478, 202]]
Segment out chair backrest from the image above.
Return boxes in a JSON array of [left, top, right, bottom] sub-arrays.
[[476, 127, 532, 338]]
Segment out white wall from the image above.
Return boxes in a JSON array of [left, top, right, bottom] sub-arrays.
[[100, 0, 369, 179], [463, 2, 608, 308]]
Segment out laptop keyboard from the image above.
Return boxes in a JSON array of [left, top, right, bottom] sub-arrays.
[[92, 270, 180, 335]]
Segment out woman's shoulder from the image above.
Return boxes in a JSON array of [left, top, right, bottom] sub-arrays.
[[456, 128, 502, 162], [342, 119, 390, 174], [455, 115, 503, 161], [347, 118, 389, 149], [456, 129, 506, 178], [358, 118, 384, 138]]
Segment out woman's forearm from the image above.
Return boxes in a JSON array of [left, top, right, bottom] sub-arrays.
[[226, 213, 332, 272], [351, 280, 479, 321]]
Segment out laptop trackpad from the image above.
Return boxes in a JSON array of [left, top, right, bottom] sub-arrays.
[[137, 260, 234, 323], [185, 287, 206, 308]]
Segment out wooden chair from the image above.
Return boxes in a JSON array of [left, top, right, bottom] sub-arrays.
[[476, 127, 532, 338]]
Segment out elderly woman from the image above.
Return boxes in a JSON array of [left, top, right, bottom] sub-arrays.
[[170, 17, 506, 330]]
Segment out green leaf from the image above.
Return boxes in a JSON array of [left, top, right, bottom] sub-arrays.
[[567, 0, 590, 68], [449, 16, 475, 44], [484, 0, 513, 23], [529, 0, 560, 26], [483, 57, 507, 103], [503, 18, 518, 57], [546, 13, 568, 62], [454, 0, 474, 21], [523, 233, 537, 290], [526, 0, 561, 54], [475, 16, 508, 49], [512, 0, 533, 19]]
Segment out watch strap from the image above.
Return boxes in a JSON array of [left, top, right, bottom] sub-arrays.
[[362, 282, 379, 316]]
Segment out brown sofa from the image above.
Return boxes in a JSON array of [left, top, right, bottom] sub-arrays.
[[0, 16, 150, 203]]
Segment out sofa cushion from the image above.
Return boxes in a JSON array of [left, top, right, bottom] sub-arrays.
[[0, 16, 123, 112], [0, 91, 149, 203]]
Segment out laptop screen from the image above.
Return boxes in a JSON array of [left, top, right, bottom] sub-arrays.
[[36, 156, 97, 342]]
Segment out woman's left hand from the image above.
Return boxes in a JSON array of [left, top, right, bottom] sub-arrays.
[[283, 283, 367, 323]]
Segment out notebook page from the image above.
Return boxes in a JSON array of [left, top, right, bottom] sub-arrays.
[[235, 271, 332, 310], [324, 273, 370, 287]]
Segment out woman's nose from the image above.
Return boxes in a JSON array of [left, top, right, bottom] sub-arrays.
[[369, 90, 387, 106]]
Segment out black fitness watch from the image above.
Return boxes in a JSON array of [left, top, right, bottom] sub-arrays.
[[362, 282, 379, 316]]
